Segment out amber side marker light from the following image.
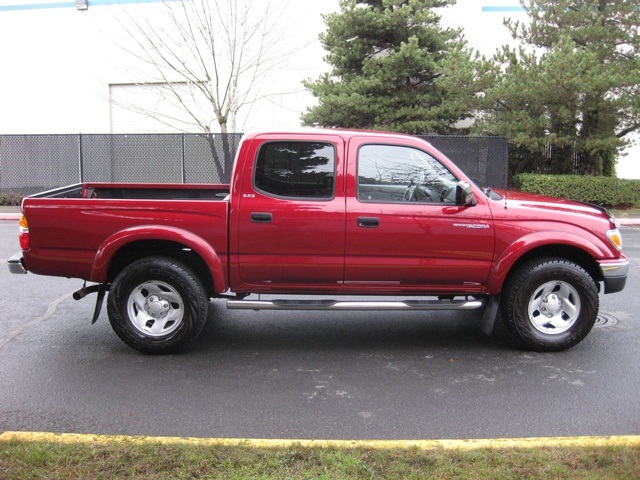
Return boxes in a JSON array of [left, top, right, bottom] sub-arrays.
[[606, 228, 622, 251]]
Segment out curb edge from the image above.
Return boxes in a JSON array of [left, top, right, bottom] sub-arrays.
[[2, 431, 640, 450]]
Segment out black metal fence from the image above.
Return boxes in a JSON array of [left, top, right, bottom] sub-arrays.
[[0, 133, 507, 195], [421, 135, 508, 191]]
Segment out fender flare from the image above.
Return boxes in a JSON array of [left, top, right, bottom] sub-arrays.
[[487, 230, 608, 295], [90, 225, 227, 293]]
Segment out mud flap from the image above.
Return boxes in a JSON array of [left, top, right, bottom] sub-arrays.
[[481, 295, 500, 336], [91, 284, 107, 324]]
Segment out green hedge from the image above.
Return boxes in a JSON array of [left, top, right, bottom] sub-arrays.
[[512, 174, 640, 207]]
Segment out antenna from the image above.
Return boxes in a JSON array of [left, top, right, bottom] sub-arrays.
[[504, 189, 508, 210]]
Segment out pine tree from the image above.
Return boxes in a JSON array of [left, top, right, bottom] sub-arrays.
[[477, 0, 640, 176], [302, 0, 482, 134]]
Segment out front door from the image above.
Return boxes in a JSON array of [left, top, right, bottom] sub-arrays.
[[344, 139, 495, 294]]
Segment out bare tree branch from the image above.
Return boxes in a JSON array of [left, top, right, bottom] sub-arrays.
[[110, 0, 302, 134]]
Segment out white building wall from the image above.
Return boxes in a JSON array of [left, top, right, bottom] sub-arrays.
[[0, 0, 338, 134], [0, 0, 637, 177]]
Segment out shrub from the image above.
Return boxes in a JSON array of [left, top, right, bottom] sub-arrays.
[[0, 192, 25, 206], [512, 174, 640, 208]]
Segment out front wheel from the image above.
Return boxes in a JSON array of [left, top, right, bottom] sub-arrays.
[[501, 258, 599, 352], [107, 256, 209, 354]]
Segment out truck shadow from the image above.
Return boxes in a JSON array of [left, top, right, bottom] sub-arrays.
[[192, 299, 516, 353]]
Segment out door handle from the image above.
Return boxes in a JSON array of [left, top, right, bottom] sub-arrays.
[[357, 217, 379, 228], [251, 212, 272, 223]]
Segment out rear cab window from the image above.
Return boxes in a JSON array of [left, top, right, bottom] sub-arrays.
[[254, 142, 336, 200]]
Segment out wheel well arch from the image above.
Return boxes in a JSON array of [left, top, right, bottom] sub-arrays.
[[106, 240, 215, 296], [505, 244, 602, 288]]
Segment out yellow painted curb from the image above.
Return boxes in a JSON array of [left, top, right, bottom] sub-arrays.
[[1, 431, 639, 450]]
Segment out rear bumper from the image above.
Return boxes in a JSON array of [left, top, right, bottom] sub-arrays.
[[598, 258, 628, 294], [7, 253, 27, 274]]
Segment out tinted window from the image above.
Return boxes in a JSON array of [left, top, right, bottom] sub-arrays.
[[357, 145, 458, 204], [254, 142, 335, 199]]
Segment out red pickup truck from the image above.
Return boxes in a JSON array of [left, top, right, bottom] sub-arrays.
[[8, 130, 628, 354]]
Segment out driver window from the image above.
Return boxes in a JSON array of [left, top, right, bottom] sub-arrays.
[[357, 145, 458, 204]]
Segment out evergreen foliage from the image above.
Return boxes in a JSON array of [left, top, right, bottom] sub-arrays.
[[513, 173, 640, 207], [302, 0, 483, 134], [475, 0, 640, 177]]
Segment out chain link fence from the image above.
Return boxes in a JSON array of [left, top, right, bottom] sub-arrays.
[[0, 133, 506, 196], [421, 135, 507, 191]]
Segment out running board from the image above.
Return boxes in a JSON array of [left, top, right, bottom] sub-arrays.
[[227, 298, 485, 311]]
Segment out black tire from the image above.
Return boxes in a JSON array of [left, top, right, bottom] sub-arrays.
[[501, 258, 599, 352], [107, 256, 209, 354]]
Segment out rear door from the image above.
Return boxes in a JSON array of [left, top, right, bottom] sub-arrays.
[[235, 134, 346, 290]]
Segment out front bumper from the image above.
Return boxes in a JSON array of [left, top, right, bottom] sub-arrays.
[[598, 258, 629, 294], [7, 253, 27, 274]]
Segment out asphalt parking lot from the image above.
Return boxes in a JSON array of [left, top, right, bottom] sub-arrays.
[[1, 222, 639, 440]]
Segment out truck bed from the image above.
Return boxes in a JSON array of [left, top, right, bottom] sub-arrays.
[[21, 182, 230, 281], [30, 182, 230, 200]]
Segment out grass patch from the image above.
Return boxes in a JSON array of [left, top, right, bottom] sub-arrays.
[[1, 436, 639, 479]]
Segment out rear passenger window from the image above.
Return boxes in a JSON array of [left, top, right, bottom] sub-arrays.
[[254, 142, 335, 199]]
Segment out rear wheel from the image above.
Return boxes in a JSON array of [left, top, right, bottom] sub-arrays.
[[501, 258, 598, 351], [107, 256, 209, 354]]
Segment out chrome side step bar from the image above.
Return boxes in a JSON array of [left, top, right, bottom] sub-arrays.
[[227, 298, 485, 311]]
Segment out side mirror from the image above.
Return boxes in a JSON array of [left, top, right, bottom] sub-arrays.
[[455, 182, 476, 206]]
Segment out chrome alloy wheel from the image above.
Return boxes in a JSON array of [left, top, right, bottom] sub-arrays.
[[126, 281, 184, 337], [527, 280, 581, 335]]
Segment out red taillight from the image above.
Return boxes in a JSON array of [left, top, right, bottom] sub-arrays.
[[19, 215, 30, 250]]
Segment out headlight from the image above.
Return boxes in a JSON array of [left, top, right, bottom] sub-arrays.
[[612, 217, 621, 229]]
